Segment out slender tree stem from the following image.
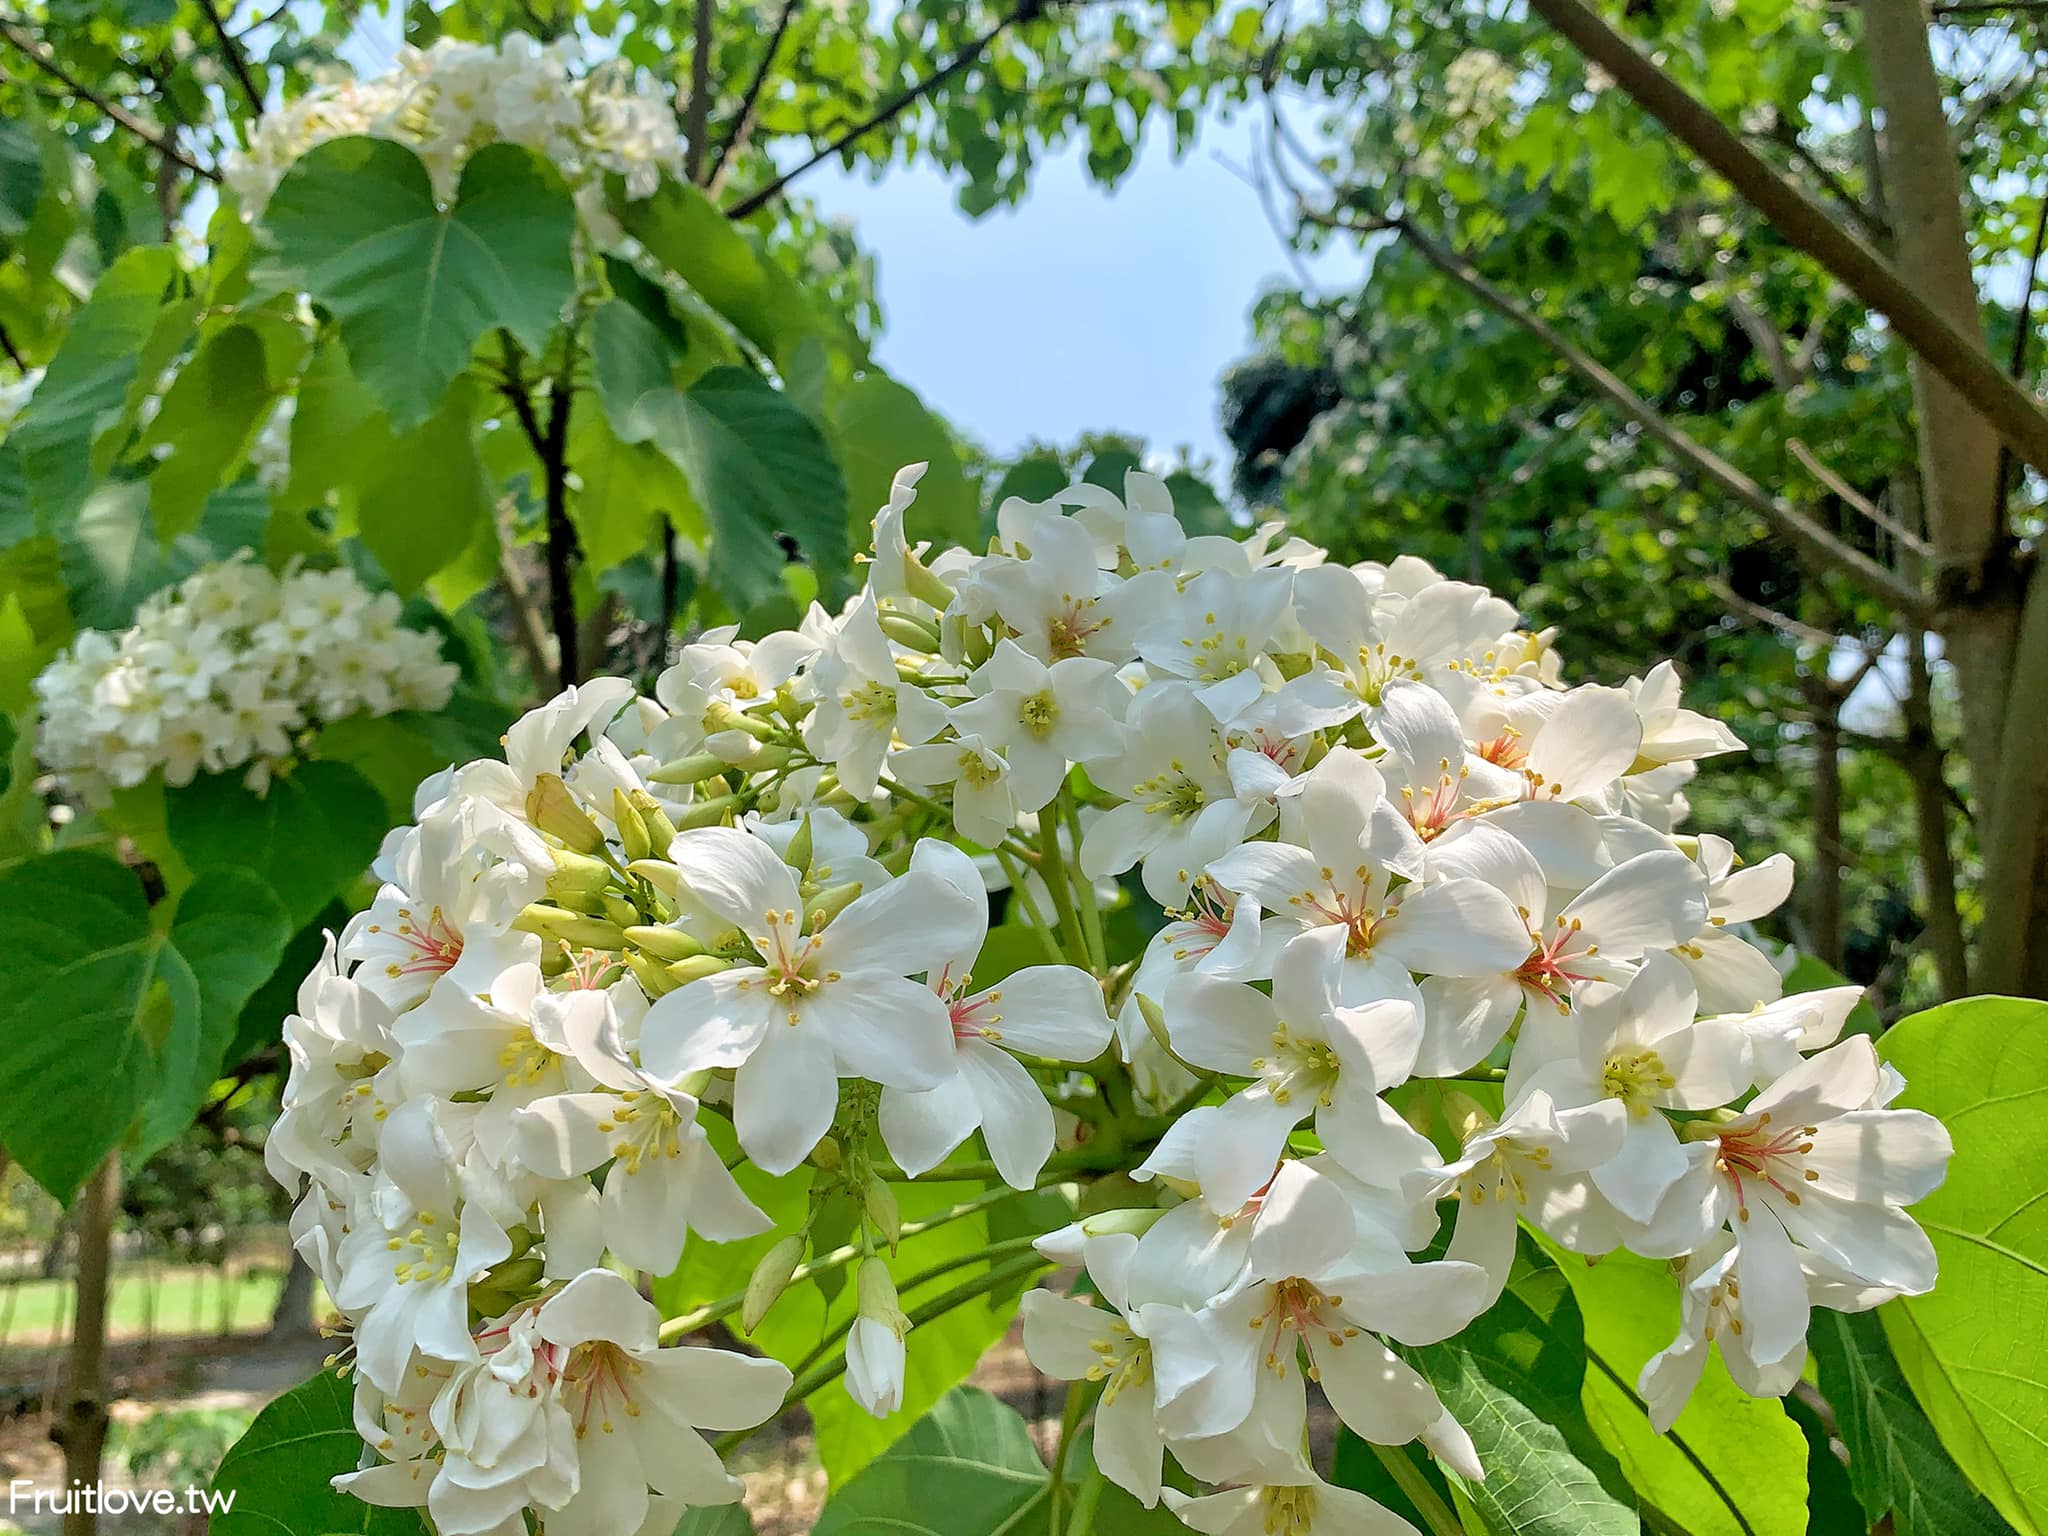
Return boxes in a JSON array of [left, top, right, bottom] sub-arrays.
[[0, 24, 219, 180], [534, 341, 582, 685], [725, 0, 1047, 218], [51, 1155, 120, 1536], [1048, 1380, 1088, 1533], [1369, 1444, 1463, 1536], [1520, 0, 2048, 489], [195, 0, 263, 120], [1058, 792, 1107, 973], [707, 0, 799, 193], [683, 0, 715, 184]]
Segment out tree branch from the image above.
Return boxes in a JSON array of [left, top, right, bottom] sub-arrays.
[[707, 0, 799, 194], [1322, 206, 1937, 620], [683, 0, 716, 185], [540, 364, 580, 687], [0, 24, 219, 181], [1787, 438, 1935, 556], [725, 0, 1047, 219], [195, 0, 263, 119], [1520, 0, 2048, 492]]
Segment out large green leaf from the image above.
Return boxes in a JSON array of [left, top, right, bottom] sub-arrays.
[[258, 137, 575, 429], [1810, 1308, 2014, 1536], [212, 1370, 426, 1535], [0, 119, 40, 236], [609, 177, 815, 367], [569, 398, 699, 572], [354, 376, 491, 593], [10, 246, 179, 529], [0, 849, 193, 1199], [811, 1387, 1049, 1536], [315, 687, 511, 823], [137, 323, 280, 540], [633, 367, 850, 612], [1542, 1245, 1809, 1536], [135, 869, 292, 1159], [1413, 1244, 1637, 1534], [831, 373, 980, 553], [167, 758, 387, 929], [1880, 997, 2048, 1536]]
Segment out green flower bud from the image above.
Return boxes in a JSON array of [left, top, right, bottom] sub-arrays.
[[785, 814, 816, 878], [613, 787, 653, 863], [527, 773, 606, 854], [1440, 1089, 1495, 1145], [878, 612, 942, 652], [600, 894, 640, 930], [543, 848, 613, 909], [810, 1135, 842, 1172], [704, 700, 782, 742], [628, 859, 682, 897], [666, 954, 734, 985], [856, 1258, 907, 1332], [650, 752, 732, 787], [514, 903, 626, 948], [743, 1235, 807, 1333], [626, 924, 707, 962], [623, 949, 679, 998], [802, 880, 863, 932], [630, 790, 678, 855], [864, 1177, 902, 1252], [674, 793, 740, 830]]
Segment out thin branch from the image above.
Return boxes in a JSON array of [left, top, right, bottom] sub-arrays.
[[1787, 439, 1936, 556], [683, 0, 715, 185], [195, 0, 263, 119], [540, 368, 580, 687], [1932, 1, 2048, 13], [1309, 204, 1937, 620], [725, 0, 1049, 219], [0, 25, 220, 181], [1707, 577, 1843, 649], [706, 0, 799, 194], [0, 319, 24, 372], [1520, 0, 2048, 491]]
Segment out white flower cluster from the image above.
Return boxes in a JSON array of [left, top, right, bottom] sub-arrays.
[[272, 465, 1950, 1535], [34, 554, 458, 804], [224, 33, 686, 216]]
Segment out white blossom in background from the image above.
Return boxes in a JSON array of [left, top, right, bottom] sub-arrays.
[[263, 460, 1952, 1536], [223, 34, 689, 215], [32, 552, 458, 805]]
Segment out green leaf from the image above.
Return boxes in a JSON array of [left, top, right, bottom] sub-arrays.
[[286, 337, 386, 514], [138, 323, 281, 540], [0, 849, 193, 1199], [135, 869, 292, 1159], [166, 758, 386, 930], [812, 1387, 1049, 1536], [212, 1370, 426, 1535], [610, 176, 816, 368], [315, 688, 511, 824], [355, 375, 491, 593], [569, 397, 699, 573], [1412, 1243, 1637, 1534], [1810, 1308, 2013, 1536], [633, 367, 850, 612], [11, 246, 179, 529], [1879, 997, 2048, 1536], [832, 373, 980, 552], [258, 137, 576, 429], [674, 1506, 756, 1536], [1543, 1245, 1809, 1536], [0, 118, 41, 236], [591, 295, 681, 440]]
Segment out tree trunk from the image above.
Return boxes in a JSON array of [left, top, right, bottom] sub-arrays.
[[267, 1252, 317, 1342], [50, 1156, 119, 1536]]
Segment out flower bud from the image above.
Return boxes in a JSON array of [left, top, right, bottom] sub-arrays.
[[612, 787, 653, 862], [514, 903, 626, 948], [856, 1258, 907, 1333], [704, 700, 782, 742], [773, 682, 810, 726], [802, 880, 863, 931], [650, 752, 731, 787], [878, 612, 942, 652], [810, 1135, 842, 1172], [785, 814, 815, 878], [623, 948, 679, 998], [625, 924, 706, 962], [864, 1176, 902, 1252], [600, 894, 640, 930], [629, 790, 678, 853], [527, 773, 605, 854], [628, 859, 682, 897], [743, 1235, 806, 1333], [542, 848, 613, 909], [666, 954, 734, 985], [1134, 992, 1173, 1056], [674, 793, 740, 830]]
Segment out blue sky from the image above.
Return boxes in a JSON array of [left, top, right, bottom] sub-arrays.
[[802, 112, 1357, 474]]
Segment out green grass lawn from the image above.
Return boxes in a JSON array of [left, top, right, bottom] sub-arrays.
[[0, 1262, 284, 1349]]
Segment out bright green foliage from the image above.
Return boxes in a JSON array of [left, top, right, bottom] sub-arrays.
[[1543, 1245, 1810, 1536], [166, 759, 387, 929], [810, 1387, 1050, 1535], [1414, 1245, 1638, 1534], [136, 324, 284, 540], [832, 374, 981, 552], [210, 1370, 427, 1536], [257, 139, 578, 430], [1881, 998, 2048, 1536], [633, 369, 853, 612], [1810, 1308, 2016, 1536], [0, 849, 192, 1197]]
